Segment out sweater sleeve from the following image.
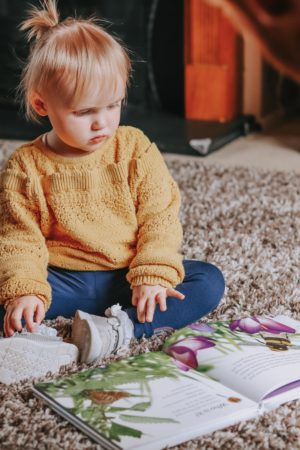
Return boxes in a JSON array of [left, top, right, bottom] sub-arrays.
[[0, 162, 51, 309], [126, 142, 184, 289]]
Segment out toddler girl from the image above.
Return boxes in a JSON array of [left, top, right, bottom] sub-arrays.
[[0, 0, 224, 371]]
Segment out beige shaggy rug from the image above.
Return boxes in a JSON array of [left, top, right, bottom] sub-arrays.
[[0, 140, 300, 450]]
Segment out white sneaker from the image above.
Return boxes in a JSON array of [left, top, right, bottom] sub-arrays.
[[71, 304, 134, 364], [0, 332, 79, 385]]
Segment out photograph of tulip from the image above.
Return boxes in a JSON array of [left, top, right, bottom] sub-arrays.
[[33, 315, 300, 448], [163, 316, 300, 376], [34, 349, 260, 449]]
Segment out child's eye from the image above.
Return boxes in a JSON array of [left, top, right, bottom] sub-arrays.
[[74, 109, 91, 116], [107, 102, 121, 110]]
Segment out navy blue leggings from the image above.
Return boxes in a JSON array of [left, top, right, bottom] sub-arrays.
[[0, 260, 225, 338]]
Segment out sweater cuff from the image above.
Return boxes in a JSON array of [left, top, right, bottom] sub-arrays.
[[129, 276, 173, 289], [0, 279, 51, 311], [127, 262, 184, 289]]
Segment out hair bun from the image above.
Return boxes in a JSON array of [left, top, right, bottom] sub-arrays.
[[20, 0, 59, 42]]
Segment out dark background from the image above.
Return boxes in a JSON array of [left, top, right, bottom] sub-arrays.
[[0, 0, 297, 155], [0, 0, 184, 133]]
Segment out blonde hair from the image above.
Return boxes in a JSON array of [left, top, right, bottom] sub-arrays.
[[18, 0, 131, 122]]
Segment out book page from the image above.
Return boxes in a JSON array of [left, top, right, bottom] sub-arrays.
[[262, 382, 300, 411], [163, 315, 300, 404], [34, 352, 257, 450]]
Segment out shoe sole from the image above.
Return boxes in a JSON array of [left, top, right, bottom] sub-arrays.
[[0, 336, 79, 385], [71, 310, 102, 364]]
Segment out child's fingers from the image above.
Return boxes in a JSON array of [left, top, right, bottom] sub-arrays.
[[35, 302, 45, 324], [11, 310, 23, 332], [145, 298, 156, 322], [4, 310, 16, 337], [23, 307, 36, 332], [157, 293, 167, 312], [131, 294, 138, 306], [7, 308, 23, 336], [4, 320, 14, 337], [3, 312, 11, 337], [166, 288, 185, 300], [137, 296, 148, 323]]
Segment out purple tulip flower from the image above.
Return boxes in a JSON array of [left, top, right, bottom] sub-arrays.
[[165, 336, 216, 369], [229, 317, 296, 334], [172, 358, 191, 372], [188, 323, 216, 333]]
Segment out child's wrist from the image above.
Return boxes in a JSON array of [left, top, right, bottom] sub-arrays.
[[35, 294, 47, 305], [3, 299, 11, 310], [3, 294, 46, 310]]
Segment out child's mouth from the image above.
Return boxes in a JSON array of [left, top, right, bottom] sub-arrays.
[[89, 135, 106, 144]]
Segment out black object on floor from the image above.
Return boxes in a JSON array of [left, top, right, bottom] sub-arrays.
[[121, 106, 262, 156]]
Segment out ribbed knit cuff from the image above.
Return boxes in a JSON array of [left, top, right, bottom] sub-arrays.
[[130, 276, 173, 289]]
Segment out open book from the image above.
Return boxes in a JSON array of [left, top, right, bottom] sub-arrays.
[[33, 315, 300, 450]]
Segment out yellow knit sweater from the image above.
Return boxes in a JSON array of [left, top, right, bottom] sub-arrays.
[[0, 126, 184, 310]]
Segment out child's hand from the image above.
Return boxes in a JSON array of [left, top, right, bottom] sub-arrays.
[[132, 285, 185, 323], [4, 295, 45, 337]]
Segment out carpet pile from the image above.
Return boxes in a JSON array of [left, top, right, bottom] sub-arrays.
[[0, 140, 299, 449]]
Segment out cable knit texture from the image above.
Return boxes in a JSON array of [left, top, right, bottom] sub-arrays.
[[0, 126, 184, 310]]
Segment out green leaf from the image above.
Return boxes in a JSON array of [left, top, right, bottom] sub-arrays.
[[196, 364, 214, 373], [109, 421, 142, 440], [120, 414, 179, 424], [131, 402, 152, 412]]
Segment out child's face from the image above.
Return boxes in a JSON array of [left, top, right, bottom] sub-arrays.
[[40, 80, 125, 156]]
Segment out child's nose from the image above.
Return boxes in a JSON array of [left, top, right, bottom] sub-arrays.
[[91, 115, 106, 130]]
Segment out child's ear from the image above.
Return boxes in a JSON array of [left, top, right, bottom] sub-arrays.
[[29, 92, 48, 116]]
